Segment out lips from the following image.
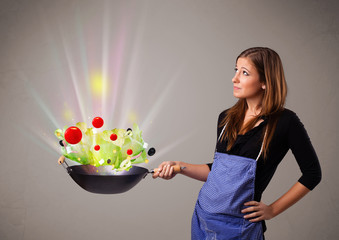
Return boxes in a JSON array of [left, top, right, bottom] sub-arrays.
[[233, 86, 241, 90]]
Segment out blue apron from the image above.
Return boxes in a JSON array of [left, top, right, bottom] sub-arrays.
[[192, 125, 265, 240]]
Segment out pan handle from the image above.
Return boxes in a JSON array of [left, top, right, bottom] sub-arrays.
[[58, 156, 72, 174], [150, 165, 185, 174]]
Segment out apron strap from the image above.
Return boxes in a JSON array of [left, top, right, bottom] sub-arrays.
[[218, 123, 268, 161]]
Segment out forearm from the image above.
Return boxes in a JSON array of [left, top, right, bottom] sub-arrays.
[[177, 161, 210, 182], [270, 182, 310, 218]]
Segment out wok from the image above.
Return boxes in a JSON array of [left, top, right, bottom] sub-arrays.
[[58, 156, 183, 194]]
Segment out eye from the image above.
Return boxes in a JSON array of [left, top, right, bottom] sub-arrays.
[[243, 71, 249, 76], [234, 67, 238, 72]]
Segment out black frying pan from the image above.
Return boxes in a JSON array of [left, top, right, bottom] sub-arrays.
[[59, 156, 182, 194]]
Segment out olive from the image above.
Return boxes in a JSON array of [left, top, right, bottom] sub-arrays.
[[148, 147, 156, 156], [59, 140, 64, 147]]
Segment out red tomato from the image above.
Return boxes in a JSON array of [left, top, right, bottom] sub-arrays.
[[110, 134, 118, 141], [94, 145, 100, 151], [92, 117, 104, 128], [64, 126, 82, 144]]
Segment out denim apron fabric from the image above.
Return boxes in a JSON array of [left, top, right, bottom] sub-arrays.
[[191, 124, 265, 240]]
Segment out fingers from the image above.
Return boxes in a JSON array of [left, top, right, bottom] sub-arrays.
[[242, 201, 261, 221], [248, 216, 263, 222], [152, 171, 160, 179], [157, 161, 168, 172], [242, 201, 259, 213], [159, 164, 173, 179], [242, 201, 272, 222], [244, 201, 259, 206], [152, 161, 177, 180], [152, 162, 168, 178], [169, 165, 174, 176], [243, 210, 262, 220], [159, 165, 169, 178], [241, 206, 260, 214]]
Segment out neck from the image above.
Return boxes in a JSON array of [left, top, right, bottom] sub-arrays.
[[246, 96, 263, 116]]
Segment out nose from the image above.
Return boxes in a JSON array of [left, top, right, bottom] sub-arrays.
[[232, 73, 239, 83]]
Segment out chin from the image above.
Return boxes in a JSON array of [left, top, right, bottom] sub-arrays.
[[233, 92, 242, 98]]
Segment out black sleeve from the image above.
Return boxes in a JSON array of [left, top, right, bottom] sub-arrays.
[[287, 112, 322, 190]]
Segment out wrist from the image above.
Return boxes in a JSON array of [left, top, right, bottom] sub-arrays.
[[175, 161, 183, 166], [268, 203, 279, 218], [175, 161, 185, 173]]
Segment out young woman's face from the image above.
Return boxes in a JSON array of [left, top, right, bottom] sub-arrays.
[[232, 57, 265, 100]]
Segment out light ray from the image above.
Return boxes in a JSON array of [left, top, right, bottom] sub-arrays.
[[14, 123, 60, 156], [117, 3, 149, 128], [101, 0, 111, 121], [107, 18, 127, 126], [20, 72, 60, 129], [74, 8, 93, 119], [139, 130, 196, 167], [140, 66, 183, 133], [57, 21, 87, 123]]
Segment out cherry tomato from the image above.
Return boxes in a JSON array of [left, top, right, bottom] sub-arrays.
[[127, 149, 133, 155], [110, 134, 118, 141], [92, 117, 104, 128], [64, 126, 82, 144]]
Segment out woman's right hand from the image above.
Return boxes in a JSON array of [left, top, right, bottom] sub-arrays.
[[152, 161, 210, 182], [152, 161, 179, 180]]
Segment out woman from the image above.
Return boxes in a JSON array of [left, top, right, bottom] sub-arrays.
[[153, 47, 322, 239]]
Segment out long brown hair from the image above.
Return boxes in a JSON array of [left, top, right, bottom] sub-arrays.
[[219, 47, 287, 159]]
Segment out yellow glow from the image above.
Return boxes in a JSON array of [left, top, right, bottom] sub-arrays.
[[63, 102, 74, 121], [145, 159, 149, 163], [128, 110, 138, 124], [90, 72, 109, 97]]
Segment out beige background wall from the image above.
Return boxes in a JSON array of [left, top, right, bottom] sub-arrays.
[[0, 0, 338, 239]]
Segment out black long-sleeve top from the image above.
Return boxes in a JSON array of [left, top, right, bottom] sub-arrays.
[[207, 108, 322, 203]]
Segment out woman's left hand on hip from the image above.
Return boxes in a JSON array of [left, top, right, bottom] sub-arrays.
[[241, 201, 274, 222]]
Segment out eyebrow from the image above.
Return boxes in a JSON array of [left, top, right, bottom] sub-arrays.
[[241, 66, 251, 73], [235, 65, 251, 73]]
